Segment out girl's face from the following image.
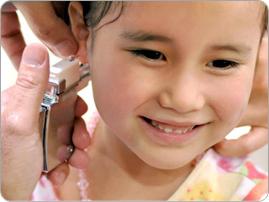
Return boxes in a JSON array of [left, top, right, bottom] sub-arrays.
[[88, 2, 262, 169]]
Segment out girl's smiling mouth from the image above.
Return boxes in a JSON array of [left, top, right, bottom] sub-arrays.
[[139, 116, 208, 145]]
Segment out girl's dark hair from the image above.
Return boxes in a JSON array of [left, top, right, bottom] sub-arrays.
[[81, 1, 115, 28], [52, 1, 121, 28]]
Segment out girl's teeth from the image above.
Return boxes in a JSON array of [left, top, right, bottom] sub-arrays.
[[150, 120, 194, 135], [164, 128, 173, 133], [152, 121, 158, 127], [175, 129, 184, 134]]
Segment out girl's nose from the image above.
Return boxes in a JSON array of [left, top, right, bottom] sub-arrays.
[[158, 71, 205, 114]]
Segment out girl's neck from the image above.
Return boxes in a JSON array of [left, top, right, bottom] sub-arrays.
[[85, 118, 194, 200]]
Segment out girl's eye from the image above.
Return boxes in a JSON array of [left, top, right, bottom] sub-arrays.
[[130, 49, 166, 61], [207, 60, 239, 69]]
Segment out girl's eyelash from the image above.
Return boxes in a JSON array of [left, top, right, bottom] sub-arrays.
[[207, 60, 239, 69], [128, 49, 239, 70], [129, 49, 166, 61]]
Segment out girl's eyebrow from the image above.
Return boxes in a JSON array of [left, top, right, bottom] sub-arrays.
[[120, 30, 252, 56], [208, 44, 252, 55], [120, 30, 172, 43]]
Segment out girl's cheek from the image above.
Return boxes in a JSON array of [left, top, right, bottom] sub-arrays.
[[209, 78, 252, 127], [91, 61, 145, 121]]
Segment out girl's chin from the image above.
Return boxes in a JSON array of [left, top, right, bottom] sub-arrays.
[[133, 149, 195, 170]]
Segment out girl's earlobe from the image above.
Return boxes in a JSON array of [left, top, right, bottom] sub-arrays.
[[68, 2, 89, 64]]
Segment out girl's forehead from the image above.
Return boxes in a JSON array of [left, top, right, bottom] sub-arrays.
[[123, 2, 262, 15], [97, 2, 262, 32], [98, 2, 262, 40], [120, 2, 262, 27], [94, 2, 263, 52]]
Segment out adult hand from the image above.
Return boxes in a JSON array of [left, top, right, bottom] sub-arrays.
[[1, 44, 90, 200], [1, 1, 90, 190], [1, 2, 77, 69], [214, 32, 268, 157]]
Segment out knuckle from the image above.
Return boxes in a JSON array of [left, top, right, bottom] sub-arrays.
[[2, 111, 21, 135], [1, 90, 38, 137], [1, 99, 36, 136], [34, 19, 60, 41], [35, 26, 53, 40], [3, 113, 37, 137], [1, 91, 14, 123], [16, 72, 39, 90], [3, 111, 22, 133], [240, 140, 252, 154]]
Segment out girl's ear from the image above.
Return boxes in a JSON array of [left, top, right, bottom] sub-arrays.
[[68, 2, 89, 64]]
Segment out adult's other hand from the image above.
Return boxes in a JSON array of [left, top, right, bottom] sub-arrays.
[[1, 2, 77, 69]]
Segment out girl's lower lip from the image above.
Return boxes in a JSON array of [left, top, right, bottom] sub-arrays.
[[139, 117, 202, 146]]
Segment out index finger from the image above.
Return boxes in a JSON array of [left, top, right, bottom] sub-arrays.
[[14, 2, 78, 57], [214, 126, 268, 157], [1, 2, 26, 69]]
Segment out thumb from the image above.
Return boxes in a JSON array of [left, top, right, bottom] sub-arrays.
[[15, 43, 49, 119]]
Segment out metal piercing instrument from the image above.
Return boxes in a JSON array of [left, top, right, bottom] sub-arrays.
[[39, 58, 90, 172]]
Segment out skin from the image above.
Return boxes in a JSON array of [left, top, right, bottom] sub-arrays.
[[1, 1, 267, 200], [90, 2, 260, 169], [57, 2, 266, 200]]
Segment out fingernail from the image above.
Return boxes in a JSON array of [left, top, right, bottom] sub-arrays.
[[2, 2, 16, 12], [55, 40, 77, 57], [22, 44, 47, 68]]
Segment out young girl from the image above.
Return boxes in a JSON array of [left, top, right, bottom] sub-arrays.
[[14, 1, 269, 201]]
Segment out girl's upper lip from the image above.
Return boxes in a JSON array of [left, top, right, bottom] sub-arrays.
[[141, 115, 206, 128]]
